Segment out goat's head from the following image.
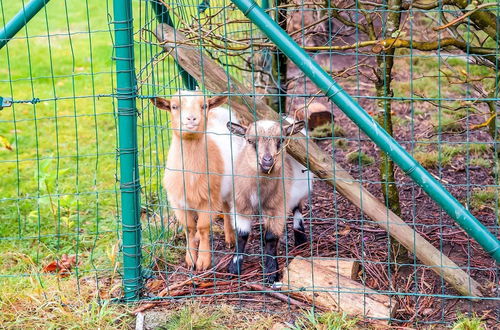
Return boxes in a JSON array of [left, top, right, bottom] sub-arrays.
[[151, 91, 228, 139], [227, 120, 305, 174]]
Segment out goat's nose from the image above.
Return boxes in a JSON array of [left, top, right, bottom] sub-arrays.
[[262, 155, 273, 163], [261, 154, 274, 171], [186, 114, 197, 122]]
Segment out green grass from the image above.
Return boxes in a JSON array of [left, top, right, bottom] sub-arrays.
[[159, 303, 225, 330], [335, 138, 348, 150], [287, 309, 360, 330], [413, 149, 444, 168], [431, 112, 463, 133], [346, 150, 375, 166], [413, 142, 492, 169], [470, 187, 498, 211], [310, 123, 348, 141], [470, 157, 490, 168], [452, 313, 486, 330], [156, 303, 277, 330], [0, 275, 132, 329], [0, 1, 122, 284]]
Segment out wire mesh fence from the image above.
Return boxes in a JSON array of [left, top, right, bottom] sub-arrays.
[[1, 0, 499, 327], [0, 0, 124, 301]]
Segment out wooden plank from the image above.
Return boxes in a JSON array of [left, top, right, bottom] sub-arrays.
[[152, 23, 483, 298]]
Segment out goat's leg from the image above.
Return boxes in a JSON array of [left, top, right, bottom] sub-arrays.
[[292, 206, 307, 247], [263, 215, 284, 284], [222, 201, 235, 248], [228, 210, 251, 275], [175, 208, 198, 269], [195, 209, 214, 270], [263, 229, 280, 284]]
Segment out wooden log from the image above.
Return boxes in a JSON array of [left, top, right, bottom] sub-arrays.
[[302, 257, 360, 280], [282, 258, 395, 323], [152, 23, 482, 298]]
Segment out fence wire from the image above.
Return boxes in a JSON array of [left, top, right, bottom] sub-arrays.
[[0, 0, 499, 327]]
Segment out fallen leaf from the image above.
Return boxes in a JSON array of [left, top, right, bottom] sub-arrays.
[[0, 135, 13, 151], [43, 260, 59, 273], [339, 226, 351, 236], [58, 268, 71, 278], [42, 254, 78, 277], [145, 279, 164, 293]]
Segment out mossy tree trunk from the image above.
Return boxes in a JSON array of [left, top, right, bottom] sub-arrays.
[[270, 0, 288, 113], [487, 80, 499, 226], [372, 0, 407, 262]]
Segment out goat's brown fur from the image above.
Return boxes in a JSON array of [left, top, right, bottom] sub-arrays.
[[227, 120, 308, 282], [230, 121, 305, 236], [233, 158, 295, 236]]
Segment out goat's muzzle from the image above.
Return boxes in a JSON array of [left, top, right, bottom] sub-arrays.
[[260, 154, 274, 173]]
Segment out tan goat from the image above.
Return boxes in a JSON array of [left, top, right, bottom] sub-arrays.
[[227, 119, 311, 283], [151, 91, 243, 270]]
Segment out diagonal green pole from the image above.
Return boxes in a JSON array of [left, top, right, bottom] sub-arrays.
[[0, 0, 51, 49], [113, 0, 142, 300], [230, 0, 500, 263], [149, 0, 198, 90]]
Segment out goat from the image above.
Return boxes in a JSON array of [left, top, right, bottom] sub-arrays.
[[226, 119, 311, 283], [151, 91, 243, 270]]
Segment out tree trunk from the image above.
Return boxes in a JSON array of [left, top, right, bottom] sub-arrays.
[[270, 0, 288, 113], [487, 83, 499, 227], [369, 0, 406, 262]]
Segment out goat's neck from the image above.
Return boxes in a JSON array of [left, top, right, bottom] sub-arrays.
[[170, 134, 209, 164]]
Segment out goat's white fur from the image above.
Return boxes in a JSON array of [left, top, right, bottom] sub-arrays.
[[205, 107, 245, 203]]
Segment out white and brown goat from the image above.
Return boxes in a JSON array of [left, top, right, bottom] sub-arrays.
[[151, 91, 243, 270], [226, 119, 311, 283]]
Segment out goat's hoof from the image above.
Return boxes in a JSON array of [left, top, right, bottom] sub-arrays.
[[264, 258, 279, 284], [228, 256, 243, 275], [264, 272, 280, 284], [225, 234, 236, 249], [185, 253, 197, 269], [195, 253, 211, 271]]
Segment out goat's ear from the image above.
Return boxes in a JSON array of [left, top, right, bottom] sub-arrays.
[[227, 122, 247, 137], [208, 95, 228, 110], [284, 120, 305, 136], [150, 97, 171, 111]]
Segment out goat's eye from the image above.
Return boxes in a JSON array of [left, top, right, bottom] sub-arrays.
[[202, 104, 208, 110], [171, 105, 178, 111], [247, 139, 255, 146]]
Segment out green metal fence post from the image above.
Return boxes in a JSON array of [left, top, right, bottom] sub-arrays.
[[149, 0, 198, 90], [113, 0, 142, 300], [230, 0, 500, 263], [0, 0, 51, 49]]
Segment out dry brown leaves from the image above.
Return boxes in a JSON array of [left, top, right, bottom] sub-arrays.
[[42, 254, 78, 277]]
